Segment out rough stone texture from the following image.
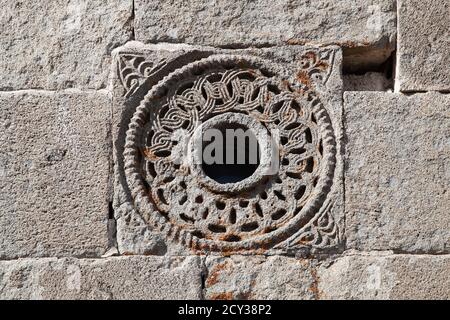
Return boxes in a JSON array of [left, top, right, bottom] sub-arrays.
[[344, 92, 450, 253], [134, 0, 396, 46], [135, 0, 397, 71], [205, 255, 319, 299], [343, 72, 392, 91], [206, 253, 450, 300], [110, 42, 344, 256], [318, 253, 450, 300], [0, 91, 110, 259], [0, 256, 202, 299], [397, 0, 450, 91], [0, 0, 133, 90]]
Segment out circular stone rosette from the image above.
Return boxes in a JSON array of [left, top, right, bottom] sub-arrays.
[[124, 54, 336, 252]]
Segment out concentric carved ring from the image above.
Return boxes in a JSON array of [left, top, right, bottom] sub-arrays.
[[124, 54, 336, 252], [189, 113, 273, 194]]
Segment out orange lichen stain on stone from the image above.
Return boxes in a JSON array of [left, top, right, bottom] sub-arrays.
[[248, 248, 269, 255], [286, 38, 307, 45], [239, 291, 253, 300], [209, 292, 234, 300], [303, 51, 317, 60], [206, 260, 231, 287], [142, 147, 158, 161], [262, 226, 276, 234], [295, 259, 321, 299], [220, 251, 233, 257], [308, 267, 322, 300], [297, 257, 309, 268], [316, 60, 329, 70], [247, 68, 259, 77], [341, 40, 359, 48], [341, 40, 370, 49], [215, 245, 267, 257], [296, 70, 311, 87], [298, 238, 311, 246]]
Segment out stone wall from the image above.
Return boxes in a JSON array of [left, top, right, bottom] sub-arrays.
[[0, 0, 448, 300]]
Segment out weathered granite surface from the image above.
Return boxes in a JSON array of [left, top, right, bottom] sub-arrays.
[[205, 255, 319, 300], [134, 0, 397, 71], [0, 256, 203, 299], [318, 252, 450, 300], [0, 90, 111, 259], [397, 0, 450, 91], [0, 0, 133, 90], [344, 92, 450, 253], [204, 253, 450, 300], [110, 42, 344, 257]]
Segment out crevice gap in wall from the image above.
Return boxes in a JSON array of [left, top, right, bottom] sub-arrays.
[[401, 90, 450, 95], [216, 42, 276, 49], [342, 49, 396, 92], [130, 0, 135, 40], [108, 201, 114, 220], [107, 201, 118, 250], [200, 257, 208, 300], [394, 0, 400, 92]]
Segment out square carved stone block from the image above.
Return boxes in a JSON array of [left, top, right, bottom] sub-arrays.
[[111, 42, 344, 256], [134, 0, 397, 72]]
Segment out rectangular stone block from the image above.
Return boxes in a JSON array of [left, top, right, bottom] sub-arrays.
[[397, 0, 450, 91], [0, 90, 111, 259], [135, 0, 397, 70], [344, 92, 450, 253], [110, 42, 345, 257], [0, 256, 203, 299], [205, 255, 320, 299], [318, 253, 450, 300], [0, 0, 133, 90]]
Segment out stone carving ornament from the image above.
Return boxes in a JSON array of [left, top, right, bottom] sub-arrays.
[[123, 53, 338, 252]]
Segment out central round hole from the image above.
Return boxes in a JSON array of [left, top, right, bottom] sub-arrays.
[[201, 123, 260, 184]]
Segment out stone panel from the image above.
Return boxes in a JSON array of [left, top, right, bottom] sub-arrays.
[[205, 255, 319, 300], [134, 0, 396, 47], [319, 253, 450, 300], [344, 92, 450, 253], [111, 42, 344, 256], [0, 256, 202, 299], [0, 90, 110, 259], [397, 0, 450, 91], [134, 0, 397, 71], [0, 0, 133, 90]]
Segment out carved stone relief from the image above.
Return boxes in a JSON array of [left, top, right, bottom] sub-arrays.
[[112, 44, 343, 255]]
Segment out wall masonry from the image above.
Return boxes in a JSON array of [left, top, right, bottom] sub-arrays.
[[0, 0, 448, 300]]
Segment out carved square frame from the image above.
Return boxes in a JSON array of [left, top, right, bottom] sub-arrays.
[[110, 42, 344, 256]]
